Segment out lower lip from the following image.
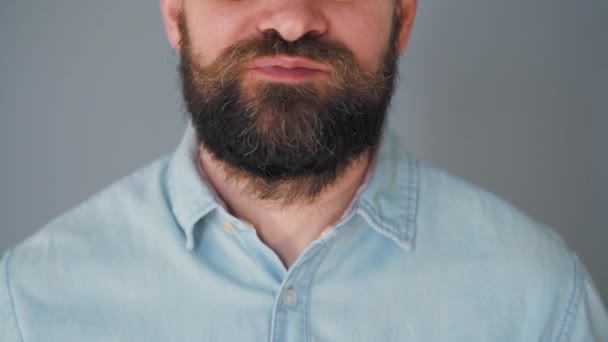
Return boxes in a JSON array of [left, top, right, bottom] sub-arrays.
[[247, 66, 327, 83]]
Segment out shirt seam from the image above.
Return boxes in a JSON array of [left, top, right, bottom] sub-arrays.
[[4, 249, 25, 342], [555, 253, 583, 342], [369, 152, 417, 243], [305, 244, 332, 342], [357, 201, 409, 242], [405, 157, 419, 231], [269, 243, 326, 342]]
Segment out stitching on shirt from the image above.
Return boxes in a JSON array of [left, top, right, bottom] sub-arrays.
[[370, 152, 417, 244], [166, 149, 217, 249], [305, 245, 332, 342], [269, 244, 325, 342], [356, 153, 410, 241], [405, 156, 419, 235], [4, 249, 25, 342], [356, 203, 409, 245], [555, 254, 583, 342], [183, 197, 215, 227]]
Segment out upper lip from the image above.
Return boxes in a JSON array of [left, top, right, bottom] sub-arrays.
[[246, 56, 331, 72]]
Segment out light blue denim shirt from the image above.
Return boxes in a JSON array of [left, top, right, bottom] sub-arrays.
[[2, 125, 607, 341]]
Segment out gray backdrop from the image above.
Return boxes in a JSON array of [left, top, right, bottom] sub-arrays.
[[1, 0, 606, 305]]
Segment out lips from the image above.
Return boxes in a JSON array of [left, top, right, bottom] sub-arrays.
[[246, 56, 330, 83]]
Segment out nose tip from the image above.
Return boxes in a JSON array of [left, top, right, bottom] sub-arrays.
[[257, 4, 328, 43]]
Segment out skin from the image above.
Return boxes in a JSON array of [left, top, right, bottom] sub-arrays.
[[160, 0, 417, 269]]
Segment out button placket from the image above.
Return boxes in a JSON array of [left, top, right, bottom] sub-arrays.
[[269, 242, 333, 342]]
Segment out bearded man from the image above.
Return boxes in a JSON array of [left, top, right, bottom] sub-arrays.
[[1, 0, 607, 341]]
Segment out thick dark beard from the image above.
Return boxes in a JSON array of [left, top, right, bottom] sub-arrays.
[[178, 12, 401, 204]]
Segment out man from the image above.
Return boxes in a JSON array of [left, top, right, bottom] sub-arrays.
[[1, 0, 607, 340]]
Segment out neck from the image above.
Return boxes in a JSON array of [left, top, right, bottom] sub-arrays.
[[198, 148, 371, 269]]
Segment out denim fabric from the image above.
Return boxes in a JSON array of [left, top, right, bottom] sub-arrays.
[[2, 125, 607, 341]]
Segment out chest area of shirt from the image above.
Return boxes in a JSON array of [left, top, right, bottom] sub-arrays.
[[19, 229, 538, 342]]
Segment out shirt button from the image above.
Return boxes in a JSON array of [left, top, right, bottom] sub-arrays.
[[282, 289, 298, 308], [223, 222, 234, 232]]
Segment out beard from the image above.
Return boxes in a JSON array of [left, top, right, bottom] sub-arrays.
[[178, 12, 401, 204]]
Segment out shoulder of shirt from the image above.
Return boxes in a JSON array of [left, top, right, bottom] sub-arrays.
[[414, 158, 590, 337], [37, 155, 171, 236], [380, 130, 593, 337], [415, 160, 571, 260], [0, 155, 183, 340], [3, 154, 176, 272]]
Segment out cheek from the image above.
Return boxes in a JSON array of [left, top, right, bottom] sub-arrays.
[[183, 5, 255, 65], [326, 10, 395, 73]]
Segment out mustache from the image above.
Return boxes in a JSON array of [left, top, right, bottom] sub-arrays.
[[219, 30, 356, 66], [180, 29, 366, 91]]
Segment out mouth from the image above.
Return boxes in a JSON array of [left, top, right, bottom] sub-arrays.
[[245, 56, 331, 83]]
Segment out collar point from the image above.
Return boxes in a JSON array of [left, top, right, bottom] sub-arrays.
[[394, 235, 416, 251], [185, 232, 195, 251]]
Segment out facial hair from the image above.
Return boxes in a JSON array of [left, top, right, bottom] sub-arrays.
[[178, 11, 401, 205]]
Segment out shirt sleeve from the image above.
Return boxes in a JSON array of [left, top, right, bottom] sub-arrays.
[[0, 250, 23, 342], [555, 255, 608, 341]]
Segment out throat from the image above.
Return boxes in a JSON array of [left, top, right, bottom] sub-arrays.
[[196, 147, 373, 269], [247, 208, 340, 270]]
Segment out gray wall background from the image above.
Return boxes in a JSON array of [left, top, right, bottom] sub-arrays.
[[1, 0, 606, 305]]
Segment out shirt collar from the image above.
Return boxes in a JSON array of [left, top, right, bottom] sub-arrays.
[[166, 123, 419, 251], [354, 129, 419, 251], [166, 124, 218, 250]]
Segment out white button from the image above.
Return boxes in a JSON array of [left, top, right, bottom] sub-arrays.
[[223, 222, 234, 232], [282, 289, 298, 307]]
